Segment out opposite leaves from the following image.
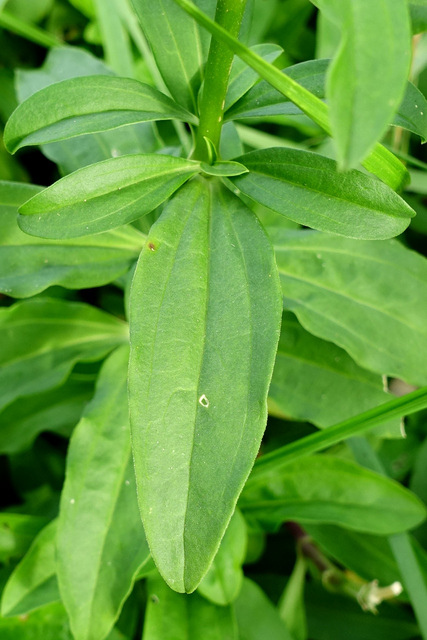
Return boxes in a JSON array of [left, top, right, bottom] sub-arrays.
[[128, 178, 282, 593]]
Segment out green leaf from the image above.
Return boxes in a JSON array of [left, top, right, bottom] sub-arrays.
[[0, 180, 145, 296], [18, 155, 199, 238], [93, 0, 133, 78], [269, 312, 401, 437], [234, 579, 294, 640], [128, 178, 282, 593], [143, 574, 237, 640], [313, 0, 411, 169], [226, 59, 427, 143], [171, 0, 409, 191], [0, 298, 127, 412], [241, 455, 426, 535], [0, 514, 48, 564], [198, 509, 247, 606], [130, 0, 216, 113], [4, 76, 196, 154], [57, 346, 150, 640], [274, 230, 427, 385], [225, 43, 283, 111], [1, 520, 60, 617], [0, 375, 93, 454], [15, 47, 159, 175], [230, 149, 413, 239], [200, 160, 248, 177], [278, 554, 307, 640]]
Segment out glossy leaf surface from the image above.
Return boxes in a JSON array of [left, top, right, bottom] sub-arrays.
[[275, 230, 427, 384], [231, 148, 413, 239], [0, 298, 127, 412], [4, 76, 196, 154], [0, 180, 144, 296], [129, 179, 282, 592], [57, 346, 150, 640], [18, 155, 199, 238], [143, 574, 237, 640], [313, 0, 411, 168], [241, 456, 426, 534]]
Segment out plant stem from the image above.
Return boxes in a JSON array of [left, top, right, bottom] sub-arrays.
[[193, 0, 247, 162], [0, 10, 62, 48]]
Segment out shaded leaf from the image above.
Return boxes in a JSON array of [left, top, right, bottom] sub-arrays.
[[0, 514, 48, 564], [234, 578, 294, 640]]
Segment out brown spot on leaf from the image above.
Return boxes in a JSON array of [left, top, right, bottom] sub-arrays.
[[148, 242, 157, 252]]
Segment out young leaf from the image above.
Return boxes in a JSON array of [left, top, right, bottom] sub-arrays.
[[278, 554, 307, 640], [230, 148, 413, 239], [274, 230, 427, 385], [57, 346, 150, 640], [4, 76, 197, 154], [198, 509, 247, 606], [234, 579, 294, 640], [0, 298, 127, 412], [18, 155, 199, 238], [241, 455, 426, 535], [269, 312, 401, 437], [1, 520, 60, 617], [130, 0, 216, 113], [128, 178, 282, 593], [313, 0, 411, 168], [143, 573, 237, 640], [1, 180, 145, 296]]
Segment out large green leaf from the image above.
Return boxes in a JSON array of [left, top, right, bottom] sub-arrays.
[[0, 375, 93, 454], [128, 178, 282, 593], [0, 180, 144, 296], [0, 298, 127, 412], [143, 574, 237, 640], [269, 312, 401, 437], [312, 0, 411, 169], [1, 520, 60, 617], [57, 346, 150, 640], [274, 230, 427, 385], [241, 455, 426, 534], [4, 76, 196, 154], [230, 149, 413, 239], [18, 155, 199, 238], [226, 59, 427, 143], [130, 0, 216, 113], [198, 509, 247, 606], [15, 47, 159, 174]]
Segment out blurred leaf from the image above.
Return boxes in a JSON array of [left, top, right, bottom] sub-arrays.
[[0, 514, 48, 564], [234, 578, 294, 640]]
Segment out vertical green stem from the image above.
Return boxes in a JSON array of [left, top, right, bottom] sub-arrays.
[[193, 0, 247, 162]]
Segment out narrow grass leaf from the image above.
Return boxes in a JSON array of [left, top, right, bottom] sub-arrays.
[[18, 155, 199, 238], [129, 179, 282, 593], [275, 230, 427, 384], [241, 456, 426, 535], [4, 76, 196, 154], [57, 346, 150, 640], [0, 298, 127, 412], [1, 520, 60, 617], [231, 148, 413, 239]]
